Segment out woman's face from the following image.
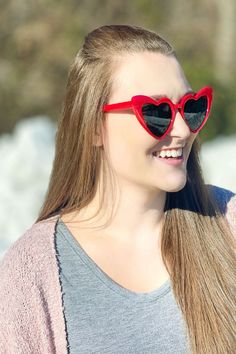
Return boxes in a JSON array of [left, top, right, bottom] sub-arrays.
[[101, 51, 198, 193]]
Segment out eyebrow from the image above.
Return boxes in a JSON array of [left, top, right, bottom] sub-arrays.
[[151, 89, 195, 100]]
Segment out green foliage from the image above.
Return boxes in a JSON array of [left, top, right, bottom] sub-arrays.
[[183, 59, 236, 143], [0, 0, 235, 142]]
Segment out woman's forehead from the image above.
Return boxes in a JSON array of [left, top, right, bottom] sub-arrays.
[[110, 52, 191, 101]]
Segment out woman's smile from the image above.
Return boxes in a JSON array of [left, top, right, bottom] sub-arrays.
[[151, 151, 184, 166]]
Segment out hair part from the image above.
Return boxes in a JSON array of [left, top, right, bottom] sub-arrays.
[[36, 25, 236, 353]]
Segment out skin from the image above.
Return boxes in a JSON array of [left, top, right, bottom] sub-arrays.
[[62, 51, 198, 262], [86, 52, 197, 243]]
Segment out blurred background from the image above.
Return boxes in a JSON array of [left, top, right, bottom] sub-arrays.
[[0, 0, 236, 259]]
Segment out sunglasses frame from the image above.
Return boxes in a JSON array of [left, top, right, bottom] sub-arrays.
[[103, 86, 213, 140]]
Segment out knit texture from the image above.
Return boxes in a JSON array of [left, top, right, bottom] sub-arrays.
[[0, 184, 235, 354], [0, 215, 68, 354]]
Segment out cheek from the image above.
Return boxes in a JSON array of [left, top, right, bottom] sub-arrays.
[[104, 114, 152, 171], [185, 133, 198, 158], [105, 111, 148, 148]]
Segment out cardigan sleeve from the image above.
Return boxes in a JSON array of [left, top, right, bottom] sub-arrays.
[[0, 219, 68, 354], [0, 233, 49, 353]]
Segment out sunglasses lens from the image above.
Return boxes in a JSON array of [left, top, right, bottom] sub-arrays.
[[184, 96, 208, 130], [141, 103, 172, 137]]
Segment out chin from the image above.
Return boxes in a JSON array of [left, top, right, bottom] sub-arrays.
[[163, 177, 187, 193]]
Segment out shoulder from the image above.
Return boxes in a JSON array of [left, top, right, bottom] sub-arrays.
[[0, 214, 61, 351], [0, 214, 60, 275], [0, 214, 60, 297], [206, 183, 236, 214], [206, 183, 236, 235]]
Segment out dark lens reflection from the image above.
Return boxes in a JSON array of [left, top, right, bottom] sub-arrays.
[[184, 96, 208, 130], [142, 103, 172, 137]]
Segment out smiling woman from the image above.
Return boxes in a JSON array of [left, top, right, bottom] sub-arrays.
[[0, 24, 235, 354]]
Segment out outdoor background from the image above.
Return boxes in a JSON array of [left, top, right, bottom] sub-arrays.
[[0, 0, 236, 258]]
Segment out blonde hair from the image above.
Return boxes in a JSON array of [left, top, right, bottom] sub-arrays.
[[36, 25, 236, 353]]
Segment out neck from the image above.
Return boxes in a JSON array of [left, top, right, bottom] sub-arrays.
[[63, 179, 166, 247]]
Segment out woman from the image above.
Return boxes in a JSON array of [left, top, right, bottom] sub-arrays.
[[0, 25, 235, 354]]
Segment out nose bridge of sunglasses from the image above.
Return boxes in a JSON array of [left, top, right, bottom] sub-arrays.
[[172, 105, 188, 127], [173, 103, 183, 117]]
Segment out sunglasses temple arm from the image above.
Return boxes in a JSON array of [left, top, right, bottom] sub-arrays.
[[103, 100, 133, 112]]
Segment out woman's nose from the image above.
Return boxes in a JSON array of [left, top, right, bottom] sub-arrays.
[[168, 110, 192, 139]]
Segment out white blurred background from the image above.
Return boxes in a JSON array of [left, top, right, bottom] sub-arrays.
[[0, 117, 236, 260]]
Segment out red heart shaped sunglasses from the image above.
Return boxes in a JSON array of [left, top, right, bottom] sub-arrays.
[[103, 86, 213, 140]]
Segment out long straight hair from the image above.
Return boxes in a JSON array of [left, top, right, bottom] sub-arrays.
[[36, 25, 236, 354]]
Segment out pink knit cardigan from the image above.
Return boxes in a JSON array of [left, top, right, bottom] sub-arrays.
[[0, 194, 235, 354]]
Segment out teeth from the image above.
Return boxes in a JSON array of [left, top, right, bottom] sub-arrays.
[[154, 148, 183, 158], [159, 151, 166, 157]]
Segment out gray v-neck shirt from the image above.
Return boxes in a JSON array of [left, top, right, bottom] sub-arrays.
[[55, 219, 190, 354]]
